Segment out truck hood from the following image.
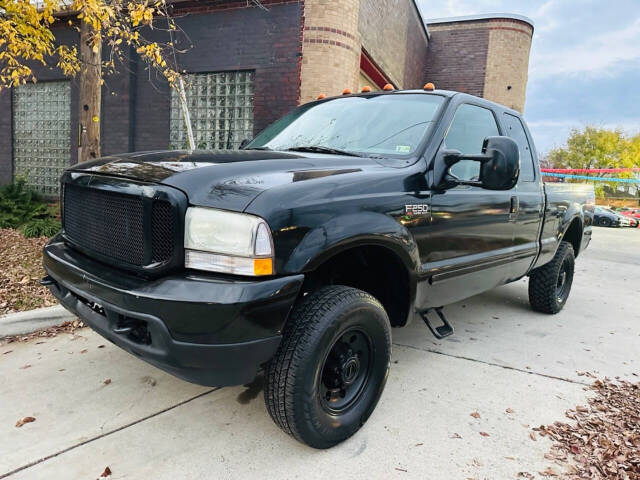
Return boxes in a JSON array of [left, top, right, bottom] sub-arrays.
[[68, 150, 381, 211]]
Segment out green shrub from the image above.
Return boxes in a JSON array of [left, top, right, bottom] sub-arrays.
[[19, 218, 61, 238], [0, 177, 60, 237]]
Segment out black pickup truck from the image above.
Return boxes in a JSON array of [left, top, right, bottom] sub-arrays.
[[43, 88, 594, 448]]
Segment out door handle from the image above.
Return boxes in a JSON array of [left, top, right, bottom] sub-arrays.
[[510, 196, 519, 214]]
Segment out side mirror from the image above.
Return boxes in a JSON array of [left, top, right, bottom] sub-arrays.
[[434, 136, 520, 190], [478, 136, 520, 190]]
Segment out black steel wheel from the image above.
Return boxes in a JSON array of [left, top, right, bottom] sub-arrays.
[[319, 328, 372, 414], [264, 285, 391, 449], [528, 241, 575, 314]]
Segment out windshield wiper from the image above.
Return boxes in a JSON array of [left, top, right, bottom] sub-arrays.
[[286, 146, 361, 157]]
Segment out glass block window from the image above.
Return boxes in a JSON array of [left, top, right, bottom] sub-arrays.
[[12, 81, 71, 196], [170, 71, 255, 150]]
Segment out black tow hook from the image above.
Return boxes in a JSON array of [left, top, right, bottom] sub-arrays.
[[40, 275, 57, 286]]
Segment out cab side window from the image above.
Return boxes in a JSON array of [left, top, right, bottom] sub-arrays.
[[503, 113, 535, 182], [445, 104, 500, 181]]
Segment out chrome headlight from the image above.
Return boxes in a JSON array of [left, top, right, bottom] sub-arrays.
[[184, 207, 274, 276]]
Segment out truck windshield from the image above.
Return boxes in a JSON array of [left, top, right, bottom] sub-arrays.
[[246, 94, 444, 157]]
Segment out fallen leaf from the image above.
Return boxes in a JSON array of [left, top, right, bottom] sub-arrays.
[[104, 378, 111, 385], [506, 408, 515, 414], [539, 466, 558, 477], [2, 350, 12, 355], [530, 431, 537, 441], [470, 411, 480, 419], [80, 349, 88, 354], [98, 345, 105, 349], [19, 364, 31, 369], [394, 467, 407, 472], [450, 433, 462, 439], [479, 431, 490, 437], [100, 466, 112, 477], [517, 473, 535, 480], [15, 416, 36, 427]]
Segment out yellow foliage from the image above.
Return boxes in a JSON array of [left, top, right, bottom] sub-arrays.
[[0, 0, 178, 90]]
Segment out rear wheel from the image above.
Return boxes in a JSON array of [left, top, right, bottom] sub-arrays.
[[528, 242, 575, 314], [599, 217, 611, 227], [264, 285, 391, 449]]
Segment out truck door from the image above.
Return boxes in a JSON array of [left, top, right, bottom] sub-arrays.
[[501, 113, 544, 273], [418, 103, 517, 307]]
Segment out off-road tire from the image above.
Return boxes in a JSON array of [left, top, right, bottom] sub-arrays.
[[528, 241, 575, 314], [264, 285, 391, 449]]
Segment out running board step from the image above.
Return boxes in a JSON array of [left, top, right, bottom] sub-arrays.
[[420, 308, 454, 339]]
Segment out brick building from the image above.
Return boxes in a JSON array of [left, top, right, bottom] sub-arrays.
[[0, 1, 533, 195]]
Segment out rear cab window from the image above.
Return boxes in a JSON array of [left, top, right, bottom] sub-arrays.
[[502, 113, 536, 182]]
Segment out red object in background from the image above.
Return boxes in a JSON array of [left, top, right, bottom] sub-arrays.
[[620, 209, 640, 218], [360, 49, 394, 90], [619, 210, 640, 227], [541, 168, 640, 174]]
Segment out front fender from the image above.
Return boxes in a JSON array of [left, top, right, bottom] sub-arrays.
[[282, 212, 420, 274]]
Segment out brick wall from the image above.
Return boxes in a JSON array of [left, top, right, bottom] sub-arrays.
[[424, 16, 533, 112], [483, 19, 533, 112], [358, 0, 428, 89], [299, 0, 362, 103], [135, 2, 303, 149], [423, 21, 490, 97], [0, 2, 303, 178]]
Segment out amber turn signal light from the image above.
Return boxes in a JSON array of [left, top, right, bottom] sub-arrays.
[[253, 258, 273, 276], [423, 82, 435, 91], [361, 85, 372, 92], [342, 88, 352, 95], [383, 83, 393, 91], [317, 93, 326, 99]]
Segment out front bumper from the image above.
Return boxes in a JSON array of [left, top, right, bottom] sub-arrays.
[[43, 235, 304, 386]]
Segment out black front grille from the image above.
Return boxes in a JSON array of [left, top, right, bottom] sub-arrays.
[[151, 200, 174, 263], [63, 183, 176, 268]]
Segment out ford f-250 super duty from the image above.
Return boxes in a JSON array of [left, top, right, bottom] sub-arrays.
[[43, 87, 594, 448]]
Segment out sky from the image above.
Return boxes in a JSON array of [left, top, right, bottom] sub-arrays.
[[416, 0, 640, 155]]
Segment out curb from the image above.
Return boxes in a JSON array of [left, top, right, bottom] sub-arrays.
[[0, 305, 75, 338]]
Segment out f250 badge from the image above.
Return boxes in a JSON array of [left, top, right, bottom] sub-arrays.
[[405, 204, 430, 216]]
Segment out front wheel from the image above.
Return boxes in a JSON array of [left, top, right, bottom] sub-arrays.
[[528, 241, 575, 314], [599, 217, 611, 227], [264, 286, 391, 449]]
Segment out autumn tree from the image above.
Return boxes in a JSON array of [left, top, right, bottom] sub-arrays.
[[546, 126, 640, 197], [0, 0, 184, 161]]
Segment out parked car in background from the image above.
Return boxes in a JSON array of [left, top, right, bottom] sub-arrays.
[[618, 208, 640, 227], [617, 207, 640, 220], [594, 206, 622, 227]]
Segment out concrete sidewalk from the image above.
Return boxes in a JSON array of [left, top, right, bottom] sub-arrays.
[[1, 227, 638, 479]]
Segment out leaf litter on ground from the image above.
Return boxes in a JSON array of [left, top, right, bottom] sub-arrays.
[[534, 377, 640, 479]]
